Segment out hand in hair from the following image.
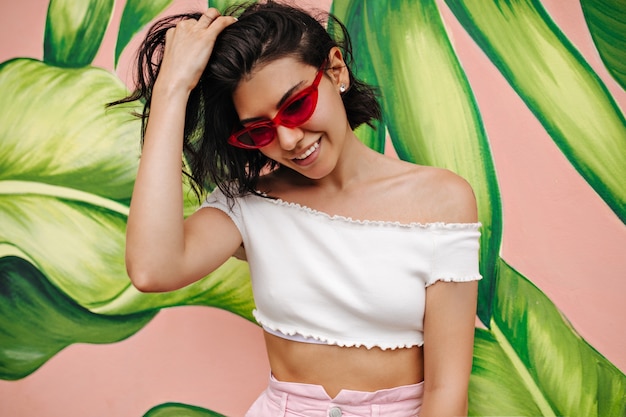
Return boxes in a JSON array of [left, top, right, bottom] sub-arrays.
[[156, 8, 237, 94]]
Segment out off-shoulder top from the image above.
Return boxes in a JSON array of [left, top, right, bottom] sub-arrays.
[[201, 187, 482, 350]]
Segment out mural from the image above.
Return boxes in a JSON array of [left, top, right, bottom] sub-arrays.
[[0, 0, 624, 416]]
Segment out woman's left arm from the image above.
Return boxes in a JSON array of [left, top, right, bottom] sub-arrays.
[[420, 280, 478, 417], [418, 169, 479, 416]]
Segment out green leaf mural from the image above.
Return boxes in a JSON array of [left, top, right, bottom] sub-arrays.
[[1, 0, 625, 415], [44, 0, 114, 67], [581, 0, 626, 90], [445, 0, 626, 223], [115, 0, 173, 67], [209, 0, 246, 14], [0, 245, 155, 380], [0, 57, 255, 379], [90, 257, 254, 318], [144, 403, 227, 417], [0, 59, 140, 201], [470, 259, 626, 416], [0, 59, 143, 307]]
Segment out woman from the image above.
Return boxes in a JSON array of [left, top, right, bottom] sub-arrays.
[[119, 1, 481, 415]]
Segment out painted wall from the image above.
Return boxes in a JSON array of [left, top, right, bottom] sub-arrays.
[[0, 1, 624, 416]]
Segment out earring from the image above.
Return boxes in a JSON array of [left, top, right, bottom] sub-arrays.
[[339, 83, 347, 93]]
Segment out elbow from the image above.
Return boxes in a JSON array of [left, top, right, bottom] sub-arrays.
[[126, 261, 171, 293]]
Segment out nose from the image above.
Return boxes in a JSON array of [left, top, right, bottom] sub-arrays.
[[275, 125, 304, 151]]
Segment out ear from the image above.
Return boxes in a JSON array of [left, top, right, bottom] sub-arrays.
[[327, 47, 349, 93]]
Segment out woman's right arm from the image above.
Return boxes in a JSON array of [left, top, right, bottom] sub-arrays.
[[125, 10, 239, 292]]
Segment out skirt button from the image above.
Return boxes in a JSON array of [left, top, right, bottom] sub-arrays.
[[329, 406, 342, 417]]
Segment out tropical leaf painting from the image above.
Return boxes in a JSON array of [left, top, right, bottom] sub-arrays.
[[0, 0, 624, 416]]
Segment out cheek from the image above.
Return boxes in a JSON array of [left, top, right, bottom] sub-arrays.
[[257, 142, 283, 161], [311, 89, 348, 129]]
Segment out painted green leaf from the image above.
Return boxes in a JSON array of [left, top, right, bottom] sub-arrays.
[[0, 246, 155, 380], [445, 0, 626, 223], [469, 258, 626, 416], [0, 181, 133, 309], [471, 329, 546, 416], [581, 0, 626, 90], [329, 0, 350, 20], [0, 59, 255, 315], [0, 58, 141, 306], [0, 59, 141, 200], [115, 0, 172, 67], [0, 58, 140, 308], [0, 179, 255, 320], [330, 0, 387, 153], [0, 57, 257, 379], [144, 403, 227, 417], [209, 0, 250, 13], [352, 120, 386, 153], [91, 258, 254, 320], [359, 0, 502, 323], [44, 0, 114, 67]]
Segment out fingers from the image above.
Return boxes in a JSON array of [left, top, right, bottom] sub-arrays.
[[208, 14, 238, 33], [197, 8, 221, 27], [166, 8, 236, 46], [190, 8, 237, 35], [167, 9, 236, 45], [157, 9, 237, 91]]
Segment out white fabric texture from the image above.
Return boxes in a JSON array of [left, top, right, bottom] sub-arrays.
[[201, 187, 482, 350]]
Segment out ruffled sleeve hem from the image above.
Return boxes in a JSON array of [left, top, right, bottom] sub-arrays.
[[425, 274, 483, 288]]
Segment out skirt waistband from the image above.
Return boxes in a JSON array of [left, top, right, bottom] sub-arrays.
[[262, 374, 424, 416]]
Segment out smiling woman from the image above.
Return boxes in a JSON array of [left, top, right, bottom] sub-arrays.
[[0, 0, 625, 416], [113, 1, 481, 415]]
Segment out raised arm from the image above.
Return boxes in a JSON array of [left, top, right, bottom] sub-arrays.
[[125, 10, 240, 292]]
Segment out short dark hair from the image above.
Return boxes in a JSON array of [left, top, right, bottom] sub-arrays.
[[113, 1, 381, 202]]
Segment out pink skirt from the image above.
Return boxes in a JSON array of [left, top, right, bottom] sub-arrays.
[[245, 374, 424, 417]]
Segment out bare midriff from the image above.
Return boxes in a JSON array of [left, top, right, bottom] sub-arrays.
[[264, 331, 424, 398]]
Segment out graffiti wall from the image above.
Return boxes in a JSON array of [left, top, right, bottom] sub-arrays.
[[0, 0, 624, 416]]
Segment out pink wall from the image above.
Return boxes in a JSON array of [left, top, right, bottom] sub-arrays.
[[0, 1, 624, 416]]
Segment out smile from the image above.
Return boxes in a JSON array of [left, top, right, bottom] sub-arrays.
[[294, 141, 320, 160]]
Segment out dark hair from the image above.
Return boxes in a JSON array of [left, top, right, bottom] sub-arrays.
[[112, 0, 381, 202]]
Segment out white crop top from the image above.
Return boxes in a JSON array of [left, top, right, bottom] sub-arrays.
[[201, 187, 482, 350]]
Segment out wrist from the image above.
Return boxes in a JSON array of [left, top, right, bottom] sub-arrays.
[[152, 77, 193, 103]]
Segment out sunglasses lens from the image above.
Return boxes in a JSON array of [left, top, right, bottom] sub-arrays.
[[236, 125, 275, 148], [280, 90, 317, 126]]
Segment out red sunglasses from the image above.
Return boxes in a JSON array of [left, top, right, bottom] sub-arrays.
[[228, 61, 327, 149]]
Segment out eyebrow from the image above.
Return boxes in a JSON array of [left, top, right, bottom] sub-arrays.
[[238, 80, 306, 126]]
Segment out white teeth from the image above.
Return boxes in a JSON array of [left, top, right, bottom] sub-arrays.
[[294, 141, 319, 160]]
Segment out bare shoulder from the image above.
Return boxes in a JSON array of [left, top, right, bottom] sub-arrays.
[[402, 164, 478, 224]]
